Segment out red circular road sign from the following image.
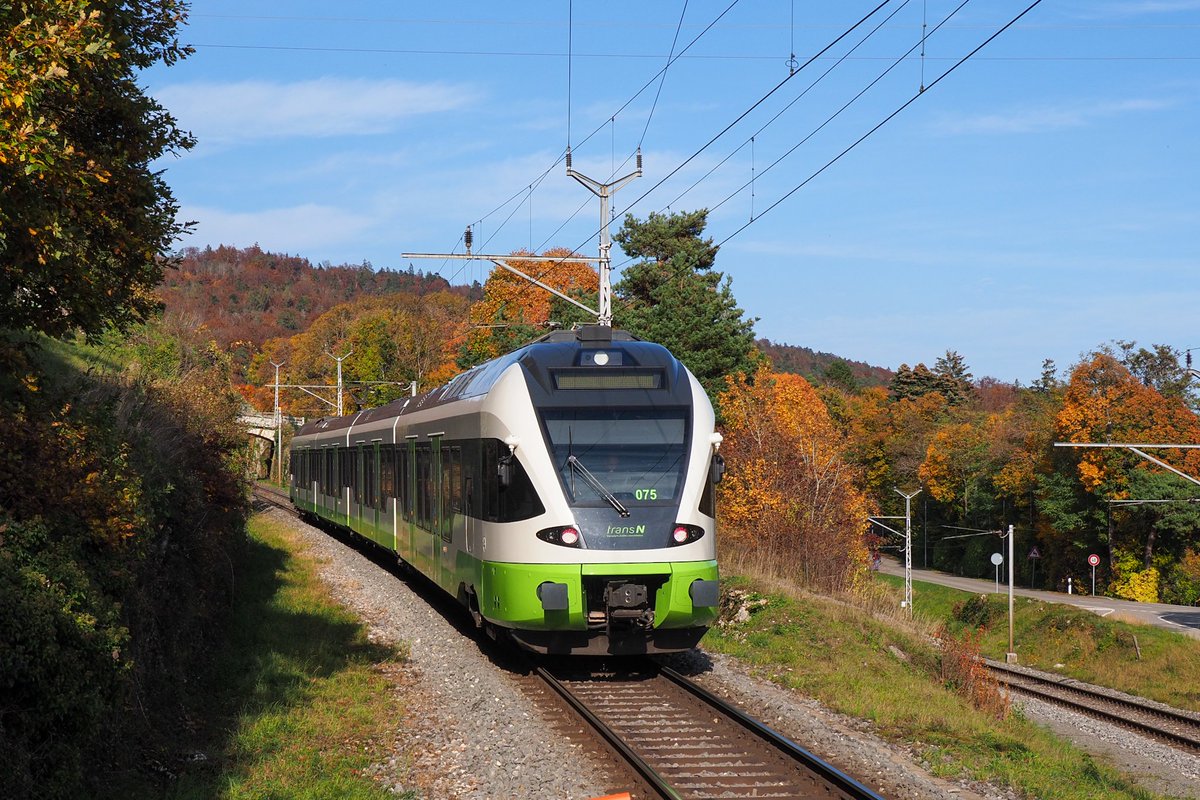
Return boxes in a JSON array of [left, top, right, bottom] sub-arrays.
[[1088, 554, 1101, 567]]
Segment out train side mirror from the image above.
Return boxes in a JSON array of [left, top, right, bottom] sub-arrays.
[[710, 453, 725, 485], [497, 456, 513, 488]]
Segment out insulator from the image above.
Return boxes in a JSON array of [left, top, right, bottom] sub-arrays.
[[565, 148, 572, 169], [464, 226, 473, 252], [636, 148, 642, 171]]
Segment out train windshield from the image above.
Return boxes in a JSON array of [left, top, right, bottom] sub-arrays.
[[540, 408, 688, 508]]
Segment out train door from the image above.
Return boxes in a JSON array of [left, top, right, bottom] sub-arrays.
[[401, 436, 417, 564], [371, 440, 383, 545], [353, 442, 364, 535], [431, 435, 444, 584]]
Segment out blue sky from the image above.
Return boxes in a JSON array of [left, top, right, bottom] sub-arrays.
[[143, 1, 1200, 384]]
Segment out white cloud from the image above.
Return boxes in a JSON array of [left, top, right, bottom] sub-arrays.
[[158, 78, 479, 143], [182, 204, 377, 254], [932, 98, 1172, 136]]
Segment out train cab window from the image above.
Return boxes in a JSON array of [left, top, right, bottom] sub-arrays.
[[539, 408, 689, 509]]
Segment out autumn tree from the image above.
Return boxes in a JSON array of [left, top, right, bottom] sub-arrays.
[[718, 367, 871, 592], [1, 0, 194, 337], [252, 292, 469, 415], [1051, 351, 1200, 597], [458, 248, 598, 366], [612, 209, 759, 402]]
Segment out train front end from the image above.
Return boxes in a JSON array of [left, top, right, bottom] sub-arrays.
[[478, 326, 722, 656]]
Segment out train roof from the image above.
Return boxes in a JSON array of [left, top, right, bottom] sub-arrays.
[[294, 326, 685, 437]]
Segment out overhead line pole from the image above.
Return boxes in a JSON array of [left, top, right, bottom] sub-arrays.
[[270, 360, 284, 485], [895, 488, 921, 617], [565, 147, 642, 327], [326, 349, 353, 417]]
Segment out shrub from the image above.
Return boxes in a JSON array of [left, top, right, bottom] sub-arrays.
[[952, 594, 1003, 630], [0, 332, 248, 797], [935, 626, 1010, 720]]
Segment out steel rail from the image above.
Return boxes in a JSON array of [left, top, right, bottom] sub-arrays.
[[659, 665, 886, 800], [987, 662, 1200, 752], [534, 665, 681, 800]]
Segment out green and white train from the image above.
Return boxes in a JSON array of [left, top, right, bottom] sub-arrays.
[[289, 326, 722, 655]]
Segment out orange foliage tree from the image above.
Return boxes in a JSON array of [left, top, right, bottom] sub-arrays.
[[718, 367, 872, 592], [1053, 352, 1200, 587], [459, 249, 598, 365], [249, 291, 469, 415]]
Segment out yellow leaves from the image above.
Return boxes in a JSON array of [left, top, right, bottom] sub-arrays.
[[717, 366, 871, 591], [1111, 566, 1159, 603]]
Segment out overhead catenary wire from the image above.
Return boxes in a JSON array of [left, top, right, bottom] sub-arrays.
[[656, 0, 915, 224], [637, 0, 690, 150], [705, 0, 959, 218], [480, 0, 904, 321], [464, 1, 745, 317], [610, 0, 1045, 319], [716, 0, 1047, 249]]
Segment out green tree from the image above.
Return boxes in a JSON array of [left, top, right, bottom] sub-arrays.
[[822, 359, 859, 393], [612, 209, 759, 400], [1, 0, 194, 338], [934, 349, 974, 406]]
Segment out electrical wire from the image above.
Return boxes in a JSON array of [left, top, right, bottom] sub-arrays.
[[482, 0, 900, 322], [704, 0, 953, 218], [657, 0, 914, 221], [717, 0, 1047, 248], [637, 0, 690, 150], [610, 0, 1046, 319]]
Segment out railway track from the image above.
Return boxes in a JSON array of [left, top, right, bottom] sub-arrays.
[[536, 661, 884, 800], [258, 483, 881, 796], [987, 661, 1200, 752], [253, 482, 295, 514]]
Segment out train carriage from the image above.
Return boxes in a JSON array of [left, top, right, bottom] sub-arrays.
[[289, 325, 722, 655]]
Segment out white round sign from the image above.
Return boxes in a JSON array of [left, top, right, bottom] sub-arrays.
[[1087, 554, 1101, 567], [990, 553, 1003, 566]]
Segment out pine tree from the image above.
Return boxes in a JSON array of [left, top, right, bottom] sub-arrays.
[[612, 210, 759, 402], [934, 350, 974, 406]]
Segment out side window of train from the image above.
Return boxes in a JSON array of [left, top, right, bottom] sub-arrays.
[[403, 439, 415, 522], [480, 438, 545, 523], [415, 443, 431, 531]]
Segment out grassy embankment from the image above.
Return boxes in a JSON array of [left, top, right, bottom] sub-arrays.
[[113, 514, 412, 800], [875, 573, 1200, 712], [702, 568, 1191, 800]]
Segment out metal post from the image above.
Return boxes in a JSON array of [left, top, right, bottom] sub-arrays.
[[566, 148, 642, 327], [894, 488, 920, 617], [270, 360, 284, 485], [326, 349, 352, 417], [1006, 524, 1017, 663]]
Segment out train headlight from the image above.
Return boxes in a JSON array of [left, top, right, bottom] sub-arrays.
[[670, 524, 704, 546], [537, 525, 584, 548]]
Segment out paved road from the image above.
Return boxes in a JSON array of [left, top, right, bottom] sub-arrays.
[[876, 557, 1200, 640]]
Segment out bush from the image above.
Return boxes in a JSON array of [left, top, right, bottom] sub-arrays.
[[952, 594, 1003, 630], [0, 332, 249, 797], [935, 626, 1009, 720]]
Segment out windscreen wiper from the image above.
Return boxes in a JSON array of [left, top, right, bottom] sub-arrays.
[[567, 455, 630, 517]]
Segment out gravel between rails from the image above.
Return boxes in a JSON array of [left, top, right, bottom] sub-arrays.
[[266, 506, 1194, 800]]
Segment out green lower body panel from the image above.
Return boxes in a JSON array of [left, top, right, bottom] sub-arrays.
[[480, 559, 719, 655]]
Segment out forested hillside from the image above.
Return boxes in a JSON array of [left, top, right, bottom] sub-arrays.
[[160, 245, 481, 357], [756, 338, 893, 389]]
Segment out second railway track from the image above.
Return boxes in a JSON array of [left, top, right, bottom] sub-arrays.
[[987, 661, 1200, 753], [537, 661, 884, 800]]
